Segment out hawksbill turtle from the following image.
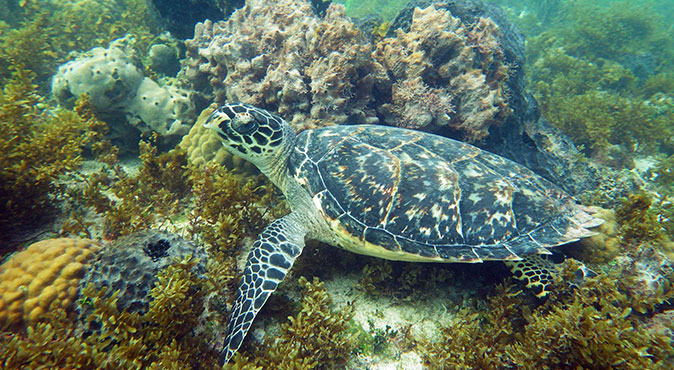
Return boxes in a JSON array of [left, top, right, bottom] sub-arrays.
[[204, 103, 602, 363]]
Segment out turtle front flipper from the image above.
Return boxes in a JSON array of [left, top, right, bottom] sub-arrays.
[[221, 214, 306, 364]]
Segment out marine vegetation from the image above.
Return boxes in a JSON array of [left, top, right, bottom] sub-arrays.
[[522, 0, 674, 163], [358, 260, 453, 301], [615, 192, 670, 245], [0, 0, 159, 90], [0, 257, 222, 369], [62, 138, 191, 239], [530, 52, 673, 162], [189, 163, 288, 255], [419, 262, 674, 369], [0, 68, 106, 249], [224, 276, 361, 370]]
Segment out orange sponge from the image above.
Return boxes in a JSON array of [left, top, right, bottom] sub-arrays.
[[0, 238, 100, 329]]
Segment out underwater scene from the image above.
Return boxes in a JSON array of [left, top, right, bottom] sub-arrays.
[[1, 0, 674, 368]]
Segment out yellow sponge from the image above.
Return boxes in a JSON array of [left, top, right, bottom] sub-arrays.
[[0, 238, 100, 329]]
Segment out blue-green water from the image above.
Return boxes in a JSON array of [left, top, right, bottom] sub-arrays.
[[1, 1, 674, 369]]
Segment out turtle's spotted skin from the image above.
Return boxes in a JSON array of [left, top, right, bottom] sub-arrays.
[[205, 103, 602, 364], [290, 124, 595, 262]]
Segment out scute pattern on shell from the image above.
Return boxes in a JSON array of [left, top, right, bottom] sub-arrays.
[[289, 125, 599, 262]]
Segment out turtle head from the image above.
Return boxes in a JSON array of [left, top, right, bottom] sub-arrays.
[[205, 103, 295, 180]]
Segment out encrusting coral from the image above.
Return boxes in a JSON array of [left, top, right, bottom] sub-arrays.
[[0, 238, 100, 330], [184, 0, 511, 140]]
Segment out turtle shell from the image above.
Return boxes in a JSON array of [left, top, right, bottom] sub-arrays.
[[288, 125, 600, 262]]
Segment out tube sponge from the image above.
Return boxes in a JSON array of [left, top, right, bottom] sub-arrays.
[[0, 238, 100, 329]]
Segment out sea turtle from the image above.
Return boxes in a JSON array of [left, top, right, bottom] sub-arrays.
[[204, 103, 602, 364]]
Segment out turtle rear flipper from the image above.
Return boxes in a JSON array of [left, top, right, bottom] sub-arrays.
[[221, 214, 306, 364], [505, 255, 557, 298], [505, 254, 597, 298]]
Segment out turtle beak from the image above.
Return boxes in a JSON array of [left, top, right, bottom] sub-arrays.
[[204, 109, 233, 134]]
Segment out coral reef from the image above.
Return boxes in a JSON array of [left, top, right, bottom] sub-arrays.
[[0, 238, 100, 330], [184, 0, 600, 196], [373, 6, 510, 138], [52, 36, 196, 142], [0, 257, 221, 370], [184, 0, 510, 138], [4, 1, 674, 368]]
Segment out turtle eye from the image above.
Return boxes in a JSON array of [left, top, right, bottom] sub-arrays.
[[234, 120, 257, 134], [231, 111, 259, 134]]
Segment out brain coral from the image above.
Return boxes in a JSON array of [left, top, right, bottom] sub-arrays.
[[0, 238, 100, 329], [184, 0, 510, 140]]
